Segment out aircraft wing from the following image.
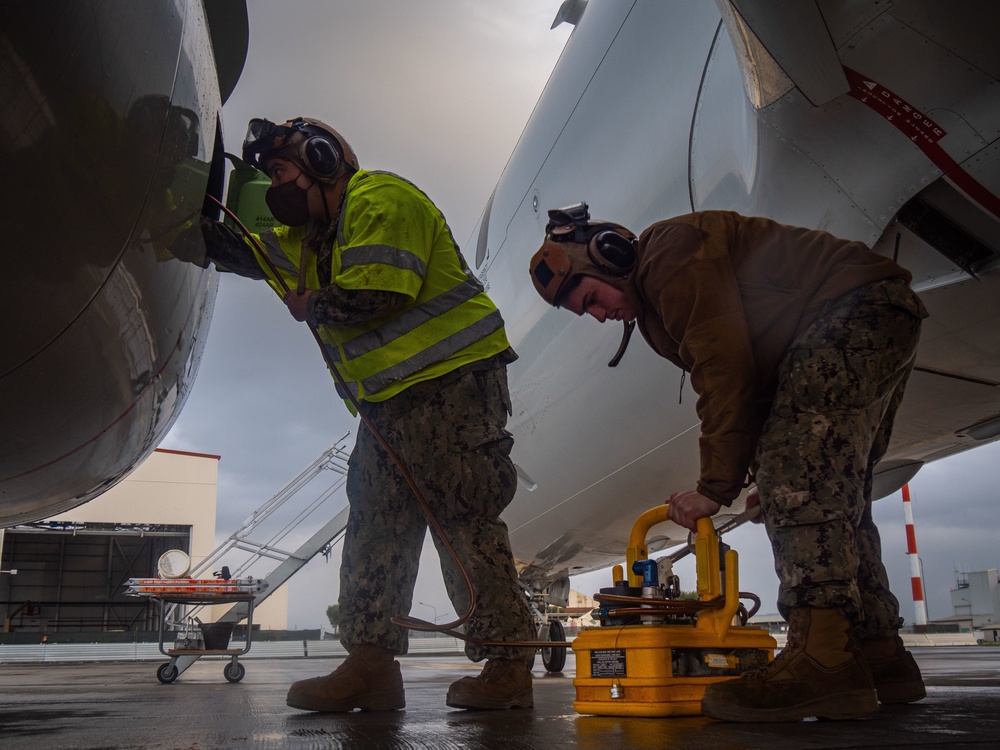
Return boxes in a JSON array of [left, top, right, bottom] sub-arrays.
[[475, 0, 1000, 586]]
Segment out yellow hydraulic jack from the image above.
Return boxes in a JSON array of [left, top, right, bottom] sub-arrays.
[[572, 504, 777, 717]]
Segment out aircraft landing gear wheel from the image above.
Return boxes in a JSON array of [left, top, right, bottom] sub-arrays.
[[541, 619, 567, 672], [157, 662, 179, 684], [224, 660, 245, 683]]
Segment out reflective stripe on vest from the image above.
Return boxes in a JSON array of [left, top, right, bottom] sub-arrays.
[[359, 308, 504, 395], [341, 244, 427, 277], [339, 278, 483, 361], [258, 230, 298, 276]]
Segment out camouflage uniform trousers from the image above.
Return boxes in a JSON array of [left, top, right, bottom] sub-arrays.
[[338, 358, 536, 662], [754, 278, 927, 640]]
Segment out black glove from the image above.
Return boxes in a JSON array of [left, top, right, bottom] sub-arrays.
[[167, 218, 212, 268]]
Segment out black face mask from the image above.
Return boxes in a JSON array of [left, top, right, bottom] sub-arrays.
[[265, 181, 312, 226]]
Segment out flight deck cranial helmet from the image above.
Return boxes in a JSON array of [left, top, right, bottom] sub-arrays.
[[242, 117, 359, 183], [529, 202, 638, 307]]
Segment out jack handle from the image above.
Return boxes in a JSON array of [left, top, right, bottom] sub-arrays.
[[624, 503, 743, 636], [624, 505, 719, 589]]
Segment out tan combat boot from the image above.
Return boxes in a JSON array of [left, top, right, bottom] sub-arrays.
[[445, 658, 534, 710], [861, 634, 926, 704], [286, 644, 405, 712], [701, 607, 878, 722]]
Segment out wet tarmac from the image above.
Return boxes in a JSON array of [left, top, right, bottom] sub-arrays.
[[1, 647, 999, 749]]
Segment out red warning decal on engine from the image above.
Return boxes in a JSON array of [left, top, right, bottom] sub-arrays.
[[843, 65, 1000, 219], [844, 66, 946, 146]]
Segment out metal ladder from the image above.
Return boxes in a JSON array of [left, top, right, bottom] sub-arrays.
[[166, 434, 353, 676]]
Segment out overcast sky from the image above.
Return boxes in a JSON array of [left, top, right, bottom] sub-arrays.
[[161, 0, 1000, 633]]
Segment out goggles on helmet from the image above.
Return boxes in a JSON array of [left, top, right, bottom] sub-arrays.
[[242, 117, 332, 174], [545, 202, 592, 238], [530, 239, 574, 306]]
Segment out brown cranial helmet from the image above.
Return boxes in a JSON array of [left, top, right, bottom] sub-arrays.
[[529, 202, 637, 306]]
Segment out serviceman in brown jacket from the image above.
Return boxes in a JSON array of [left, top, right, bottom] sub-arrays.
[[529, 205, 928, 722]]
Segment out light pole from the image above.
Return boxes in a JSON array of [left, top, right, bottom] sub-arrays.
[[418, 601, 438, 623], [918, 556, 927, 602]]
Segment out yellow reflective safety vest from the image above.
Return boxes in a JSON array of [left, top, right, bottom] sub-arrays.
[[249, 170, 511, 405]]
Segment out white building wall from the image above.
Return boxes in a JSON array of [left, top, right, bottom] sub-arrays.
[[49, 449, 220, 565], [972, 572, 992, 611], [568, 589, 597, 609], [44, 449, 288, 631], [950, 569, 1000, 633]]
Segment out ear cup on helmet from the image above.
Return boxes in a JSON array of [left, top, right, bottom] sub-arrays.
[[299, 135, 341, 179], [588, 230, 636, 275]]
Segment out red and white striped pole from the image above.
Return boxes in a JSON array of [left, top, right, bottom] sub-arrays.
[[902, 483, 928, 631]]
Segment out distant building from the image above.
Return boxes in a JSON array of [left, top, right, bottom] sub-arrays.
[[748, 613, 789, 635], [1, 449, 287, 635], [546, 589, 598, 629], [949, 569, 1000, 641], [566, 589, 599, 627]]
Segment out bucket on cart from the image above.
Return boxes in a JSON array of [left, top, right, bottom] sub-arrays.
[[201, 622, 235, 650]]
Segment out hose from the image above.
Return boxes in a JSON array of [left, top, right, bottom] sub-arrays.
[[592, 591, 761, 621]]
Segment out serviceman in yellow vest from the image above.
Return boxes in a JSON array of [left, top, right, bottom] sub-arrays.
[[199, 117, 536, 712]]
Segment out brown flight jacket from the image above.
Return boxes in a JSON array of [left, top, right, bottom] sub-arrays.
[[626, 211, 912, 506]]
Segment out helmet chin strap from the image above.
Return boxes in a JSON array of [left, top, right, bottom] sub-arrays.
[[301, 178, 349, 292], [608, 319, 635, 367], [295, 177, 322, 295], [320, 183, 332, 228]]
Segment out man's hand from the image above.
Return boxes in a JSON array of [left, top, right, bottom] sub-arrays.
[[667, 490, 721, 532], [283, 290, 313, 322]]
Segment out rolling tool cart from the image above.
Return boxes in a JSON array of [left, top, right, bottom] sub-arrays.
[[121, 441, 353, 684], [125, 576, 267, 684]]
